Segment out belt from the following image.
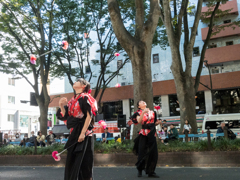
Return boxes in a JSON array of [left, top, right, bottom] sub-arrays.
[[142, 124, 150, 129]]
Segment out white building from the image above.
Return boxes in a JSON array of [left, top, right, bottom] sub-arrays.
[[0, 72, 40, 139]]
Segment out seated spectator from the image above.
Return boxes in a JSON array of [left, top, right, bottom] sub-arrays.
[[217, 122, 225, 133], [46, 130, 56, 145], [182, 120, 191, 142], [161, 120, 168, 129], [3, 134, 11, 145], [158, 126, 168, 145], [168, 124, 179, 141], [37, 131, 46, 147], [217, 122, 236, 140], [15, 133, 22, 142], [102, 128, 111, 143], [26, 131, 36, 147], [20, 134, 29, 146]]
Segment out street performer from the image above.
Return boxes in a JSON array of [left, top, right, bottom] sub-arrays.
[[130, 100, 160, 178], [56, 78, 97, 180]]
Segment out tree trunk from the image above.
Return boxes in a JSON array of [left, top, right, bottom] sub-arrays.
[[131, 45, 154, 139], [38, 104, 49, 135], [107, 0, 160, 139], [172, 68, 197, 134]]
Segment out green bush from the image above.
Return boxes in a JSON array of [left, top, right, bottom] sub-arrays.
[[1, 139, 240, 155]]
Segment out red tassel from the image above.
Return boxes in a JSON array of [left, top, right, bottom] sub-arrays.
[[62, 41, 69, 50]]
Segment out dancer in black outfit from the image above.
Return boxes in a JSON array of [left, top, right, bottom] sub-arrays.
[[57, 78, 97, 180], [131, 100, 160, 178]]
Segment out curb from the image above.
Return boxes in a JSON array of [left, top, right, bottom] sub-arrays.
[[1, 151, 240, 167]]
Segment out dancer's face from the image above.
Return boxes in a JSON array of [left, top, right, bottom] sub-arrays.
[[138, 101, 147, 109], [73, 81, 86, 92]]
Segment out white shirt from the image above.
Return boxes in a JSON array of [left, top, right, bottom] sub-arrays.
[[184, 124, 191, 131]]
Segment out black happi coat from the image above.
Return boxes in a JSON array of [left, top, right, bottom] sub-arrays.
[[131, 111, 158, 175], [57, 96, 94, 180]]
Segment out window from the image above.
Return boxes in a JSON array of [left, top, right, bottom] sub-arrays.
[[193, 47, 200, 57], [226, 41, 233, 46], [211, 67, 221, 74], [85, 66, 91, 74], [169, 95, 180, 116], [153, 54, 159, 63], [121, 82, 125, 86], [8, 114, 14, 122], [213, 88, 240, 114], [223, 19, 231, 24], [8, 78, 15, 86], [169, 92, 206, 116], [8, 96, 15, 104], [117, 60, 122, 69], [102, 101, 123, 121], [208, 44, 217, 48]]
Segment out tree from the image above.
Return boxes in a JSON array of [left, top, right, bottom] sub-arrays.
[[158, 0, 238, 133], [53, 0, 129, 111], [0, 0, 56, 135], [107, 0, 161, 138]]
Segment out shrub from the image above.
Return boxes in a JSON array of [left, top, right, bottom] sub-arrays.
[[1, 138, 240, 155]]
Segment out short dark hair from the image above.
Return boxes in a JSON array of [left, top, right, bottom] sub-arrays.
[[105, 127, 108, 130], [137, 100, 142, 109], [163, 120, 167, 122], [77, 78, 90, 93], [170, 124, 174, 126]]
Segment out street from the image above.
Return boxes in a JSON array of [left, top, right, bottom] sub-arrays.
[[0, 166, 239, 180]]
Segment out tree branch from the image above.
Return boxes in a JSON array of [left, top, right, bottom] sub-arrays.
[[107, 0, 135, 50], [194, 2, 220, 93], [135, 0, 145, 39], [189, 0, 203, 47], [144, 0, 161, 38]]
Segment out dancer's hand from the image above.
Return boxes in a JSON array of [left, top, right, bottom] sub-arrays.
[[59, 97, 68, 107], [143, 108, 149, 113], [78, 133, 85, 142]]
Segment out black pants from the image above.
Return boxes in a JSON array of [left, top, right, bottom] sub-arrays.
[[64, 136, 94, 180], [164, 138, 168, 143], [169, 137, 178, 141], [137, 135, 158, 174]]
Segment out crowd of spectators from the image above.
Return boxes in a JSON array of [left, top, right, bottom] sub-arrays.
[[2, 130, 59, 147]]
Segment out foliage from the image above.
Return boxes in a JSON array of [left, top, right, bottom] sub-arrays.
[[1, 139, 240, 155], [0, 0, 57, 134]]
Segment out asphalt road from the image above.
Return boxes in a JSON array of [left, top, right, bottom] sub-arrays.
[[0, 166, 239, 180]]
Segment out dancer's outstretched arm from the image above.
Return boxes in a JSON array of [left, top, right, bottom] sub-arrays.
[[78, 111, 91, 142]]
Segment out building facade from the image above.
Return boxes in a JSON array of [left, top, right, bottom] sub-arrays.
[[49, 0, 240, 134], [0, 72, 40, 139]]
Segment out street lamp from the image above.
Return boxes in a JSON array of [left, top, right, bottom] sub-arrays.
[[204, 60, 215, 114]]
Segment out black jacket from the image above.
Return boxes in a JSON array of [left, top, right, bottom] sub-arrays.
[[56, 96, 93, 150]]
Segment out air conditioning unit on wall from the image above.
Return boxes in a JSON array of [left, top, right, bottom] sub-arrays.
[[222, 69, 232, 73], [211, 66, 222, 74]]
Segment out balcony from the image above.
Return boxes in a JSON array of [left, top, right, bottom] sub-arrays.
[[202, 0, 238, 17], [204, 44, 240, 64], [201, 23, 240, 41]]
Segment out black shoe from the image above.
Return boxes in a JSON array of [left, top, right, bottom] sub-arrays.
[[148, 173, 159, 178], [138, 170, 142, 177]]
